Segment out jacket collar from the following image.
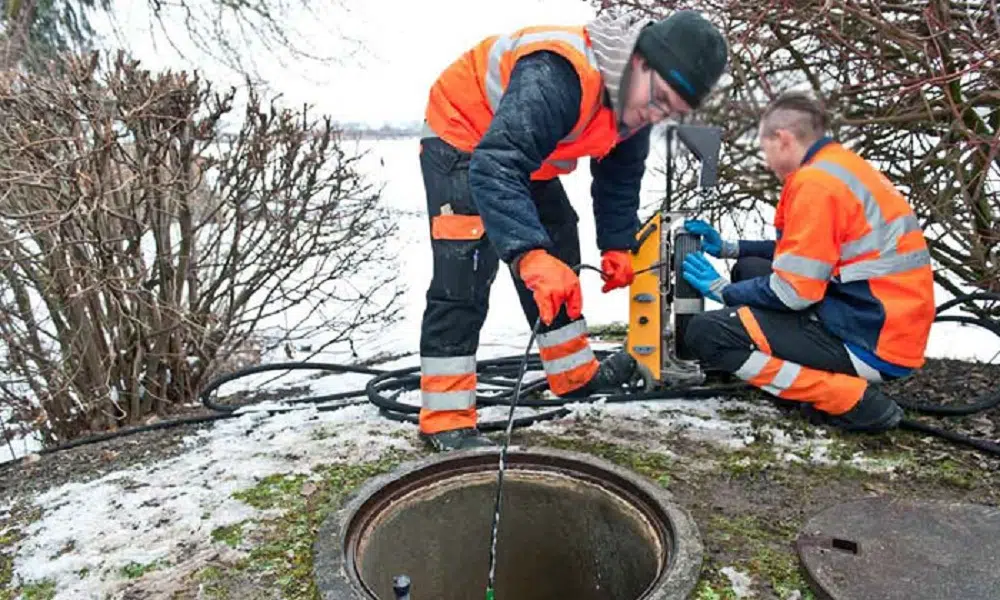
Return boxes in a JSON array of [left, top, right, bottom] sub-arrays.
[[802, 135, 835, 165]]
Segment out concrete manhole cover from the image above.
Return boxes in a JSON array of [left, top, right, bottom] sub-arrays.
[[313, 447, 703, 599], [796, 496, 1000, 600]]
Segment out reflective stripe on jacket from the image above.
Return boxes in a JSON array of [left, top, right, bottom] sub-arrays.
[[770, 141, 935, 368], [425, 25, 619, 180]]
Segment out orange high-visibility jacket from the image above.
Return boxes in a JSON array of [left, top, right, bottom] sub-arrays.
[[769, 141, 936, 368], [424, 25, 620, 180]]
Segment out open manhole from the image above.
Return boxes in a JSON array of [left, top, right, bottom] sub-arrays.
[[314, 447, 702, 600]]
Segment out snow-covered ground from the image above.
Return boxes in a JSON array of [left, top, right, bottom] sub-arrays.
[[4, 137, 999, 599], [9, 401, 410, 598]]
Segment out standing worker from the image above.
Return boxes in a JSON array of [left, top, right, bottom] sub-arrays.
[[681, 90, 935, 432], [417, 10, 729, 451]]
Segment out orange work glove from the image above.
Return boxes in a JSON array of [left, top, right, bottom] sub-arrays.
[[600, 250, 634, 293], [517, 249, 583, 326]]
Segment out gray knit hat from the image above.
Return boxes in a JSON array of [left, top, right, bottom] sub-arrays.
[[634, 10, 728, 109]]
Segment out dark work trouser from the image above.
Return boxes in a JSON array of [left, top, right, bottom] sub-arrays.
[[418, 136, 600, 434], [684, 257, 899, 415]]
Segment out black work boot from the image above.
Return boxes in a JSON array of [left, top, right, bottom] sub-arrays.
[[419, 428, 496, 452], [802, 385, 903, 433], [561, 351, 655, 398]]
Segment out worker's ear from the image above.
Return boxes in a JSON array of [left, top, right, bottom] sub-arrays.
[[632, 53, 649, 72], [775, 128, 797, 150]]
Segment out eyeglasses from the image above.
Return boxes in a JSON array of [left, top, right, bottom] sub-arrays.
[[647, 70, 687, 123]]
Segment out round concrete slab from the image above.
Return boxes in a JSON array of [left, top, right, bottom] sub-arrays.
[[314, 448, 704, 600], [796, 497, 1000, 600]]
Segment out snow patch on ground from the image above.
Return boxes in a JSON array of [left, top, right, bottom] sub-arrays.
[[529, 396, 763, 448], [524, 393, 902, 475], [721, 566, 756, 598], [11, 403, 414, 598]]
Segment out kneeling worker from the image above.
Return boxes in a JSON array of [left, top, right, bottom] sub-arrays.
[[681, 90, 935, 432]]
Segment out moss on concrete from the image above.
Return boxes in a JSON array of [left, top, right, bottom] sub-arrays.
[[232, 473, 310, 510], [693, 579, 739, 600], [536, 435, 674, 485], [192, 565, 228, 599], [0, 553, 12, 600], [705, 514, 813, 599], [120, 560, 166, 579]]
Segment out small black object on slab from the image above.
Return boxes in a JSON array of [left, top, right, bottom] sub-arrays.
[[392, 574, 411, 599]]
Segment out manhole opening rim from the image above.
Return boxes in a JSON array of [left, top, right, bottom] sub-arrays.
[[314, 447, 703, 600]]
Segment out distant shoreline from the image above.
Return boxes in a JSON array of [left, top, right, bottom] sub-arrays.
[[335, 124, 422, 140], [339, 131, 421, 140]]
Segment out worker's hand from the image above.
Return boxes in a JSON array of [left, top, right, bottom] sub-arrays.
[[600, 250, 634, 293], [684, 219, 738, 258], [517, 249, 583, 325], [682, 252, 730, 304]]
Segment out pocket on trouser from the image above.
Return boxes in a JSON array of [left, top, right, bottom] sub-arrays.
[[427, 214, 496, 305], [431, 214, 485, 241]]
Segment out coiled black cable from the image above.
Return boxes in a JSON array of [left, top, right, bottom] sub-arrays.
[[2, 290, 998, 470]]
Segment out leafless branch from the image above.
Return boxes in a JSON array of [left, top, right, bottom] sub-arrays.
[[0, 49, 402, 443]]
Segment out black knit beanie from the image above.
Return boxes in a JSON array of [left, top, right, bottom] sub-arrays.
[[635, 10, 728, 109]]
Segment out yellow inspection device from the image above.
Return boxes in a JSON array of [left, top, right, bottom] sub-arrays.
[[625, 123, 724, 388]]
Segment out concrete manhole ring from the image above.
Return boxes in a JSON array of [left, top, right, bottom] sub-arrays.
[[313, 447, 703, 600]]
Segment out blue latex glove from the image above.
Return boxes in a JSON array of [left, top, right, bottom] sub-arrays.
[[682, 252, 731, 304], [684, 219, 739, 258]]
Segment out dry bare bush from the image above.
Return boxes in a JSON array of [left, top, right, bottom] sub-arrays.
[[0, 51, 402, 444], [605, 0, 999, 298]]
